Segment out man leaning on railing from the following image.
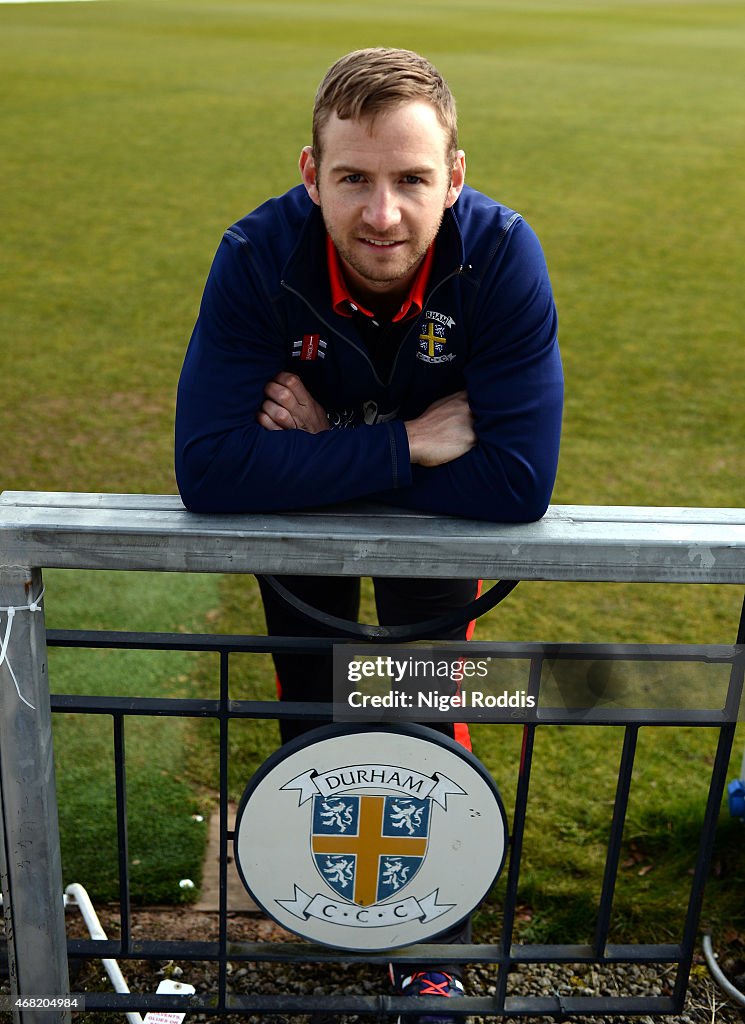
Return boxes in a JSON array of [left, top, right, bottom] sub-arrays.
[[175, 46, 563, 1023]]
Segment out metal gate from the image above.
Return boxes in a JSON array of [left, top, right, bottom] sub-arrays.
[[2, 494, 744, 1021], [39, 619, 744, 1020]]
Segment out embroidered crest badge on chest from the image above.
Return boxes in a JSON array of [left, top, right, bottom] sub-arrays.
[[417, 311, 457, 365]]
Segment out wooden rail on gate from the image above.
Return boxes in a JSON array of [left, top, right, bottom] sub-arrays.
[[1, 490, 744, 1024]]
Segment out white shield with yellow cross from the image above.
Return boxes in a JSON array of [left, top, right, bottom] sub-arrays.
[[233, 724, 508, 951]]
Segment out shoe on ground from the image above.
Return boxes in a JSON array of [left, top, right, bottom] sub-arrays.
[[391, 967, 465, 1023]]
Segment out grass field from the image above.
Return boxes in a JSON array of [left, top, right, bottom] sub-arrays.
[[1, 0, 744, 939]]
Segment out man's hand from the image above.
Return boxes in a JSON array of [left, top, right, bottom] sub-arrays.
[[258, 376, 474, 467], [258, 372, 329, 433], [405, 391, 476, 467]]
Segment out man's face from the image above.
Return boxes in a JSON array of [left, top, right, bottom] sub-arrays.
[[300, 101, 465, 302]]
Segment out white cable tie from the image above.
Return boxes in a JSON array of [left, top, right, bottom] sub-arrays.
[[0, 585, 45, 711], [0, 585, 45, 617], [0, 609, 15, 673]]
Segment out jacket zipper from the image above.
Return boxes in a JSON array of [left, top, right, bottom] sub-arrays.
[[280, 263, 471, 389]]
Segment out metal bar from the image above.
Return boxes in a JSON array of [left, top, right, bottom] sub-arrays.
[[0, 567, 70, 1024], [66, 938, 220, 959], [47, 629, 336, 655], [47, 629, 742, 663], [3, 497, 744, 583], [75, 989, 677, 1016], [532, 708, 733, 726], [503, 995, 675, 1016], [594, 725, 639, 954], [495, 653, 544, 1008], [112, 715, 131, 951], [217, 650, 230, 1012], [50, 694, 222, 716], [48, 690, 738, 727], [49, 693, 336, 723], [512, 941, 681, 963], [64, 937, 682, 964]]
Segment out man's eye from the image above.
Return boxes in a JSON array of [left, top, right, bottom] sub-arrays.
[[403, 175, 423, 185], [344, 174, 364, 184]]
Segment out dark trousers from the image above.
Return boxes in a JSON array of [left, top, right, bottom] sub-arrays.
[[256, 573, 479, 965], [257, 574, 479, 743]]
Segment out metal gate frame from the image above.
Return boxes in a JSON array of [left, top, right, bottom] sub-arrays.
[[42, 612, 745, 1021], [2, 495, 744, 1022]]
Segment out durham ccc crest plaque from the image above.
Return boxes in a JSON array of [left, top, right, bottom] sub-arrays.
[[233, 724, 508, 951]]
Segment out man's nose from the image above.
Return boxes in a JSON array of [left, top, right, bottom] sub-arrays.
[[363, 187, 402, 233]]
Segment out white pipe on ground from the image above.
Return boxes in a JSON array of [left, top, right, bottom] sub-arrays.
[[64, 883, 144, 1024]]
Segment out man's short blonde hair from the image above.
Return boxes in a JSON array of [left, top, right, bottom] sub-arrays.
[[312, 47, 458, 165]]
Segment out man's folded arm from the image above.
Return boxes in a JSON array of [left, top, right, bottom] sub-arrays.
[[175, 235, 414, 513], [376, 219, 564, 524]]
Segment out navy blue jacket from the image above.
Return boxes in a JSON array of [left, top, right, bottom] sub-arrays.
[[175, 185, 563, 522]]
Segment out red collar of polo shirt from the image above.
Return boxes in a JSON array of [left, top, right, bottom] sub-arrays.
[[326, 235, 435, 323]]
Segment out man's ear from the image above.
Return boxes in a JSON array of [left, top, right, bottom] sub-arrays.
[[445, 150, 466, 209], [299, 146, 321, 206]]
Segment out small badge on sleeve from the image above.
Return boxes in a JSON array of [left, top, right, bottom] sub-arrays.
[[293, 334, 327, 360]]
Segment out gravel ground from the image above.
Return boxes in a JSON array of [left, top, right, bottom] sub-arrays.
[[3, 908, 744, 1023]]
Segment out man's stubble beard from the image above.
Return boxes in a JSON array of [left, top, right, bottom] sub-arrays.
[[316, 180, 449, 289], [330, 233, 438, 288]]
